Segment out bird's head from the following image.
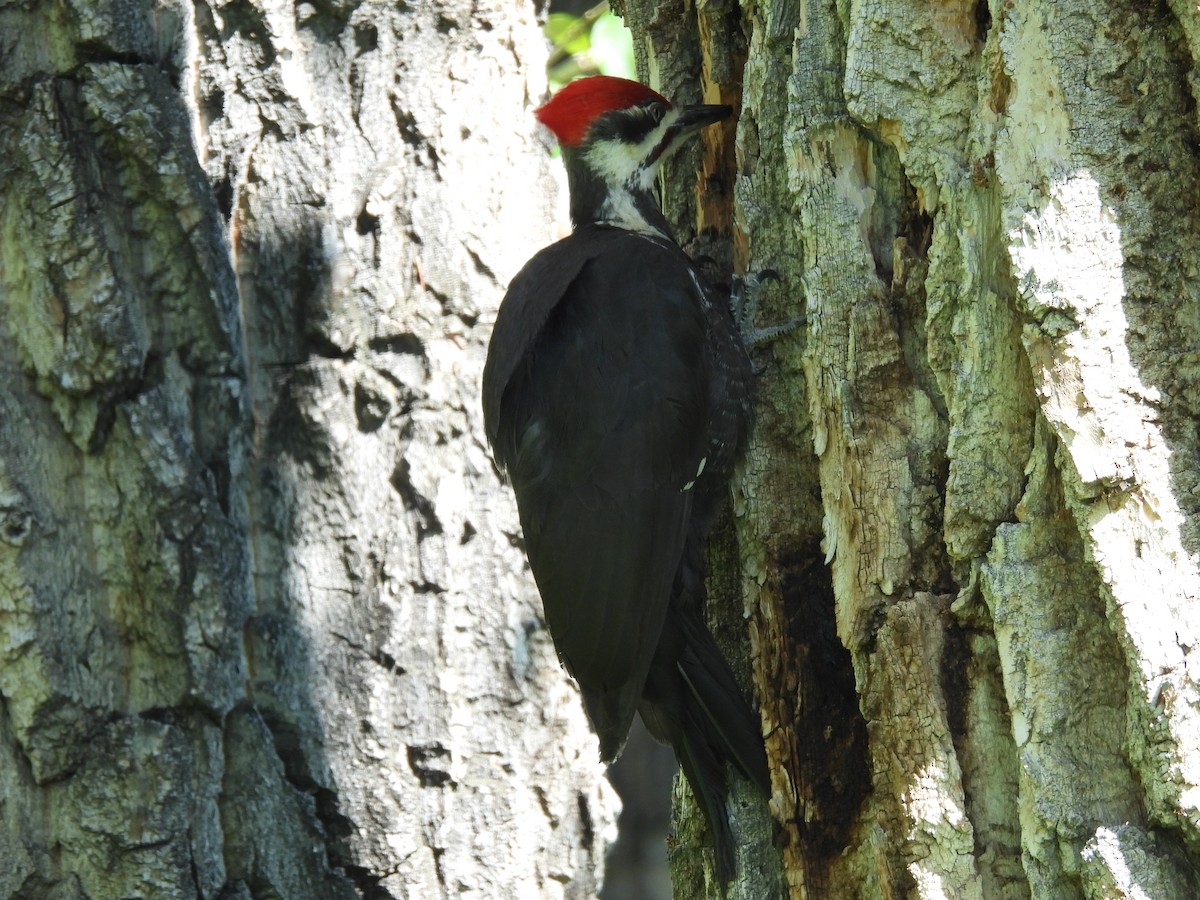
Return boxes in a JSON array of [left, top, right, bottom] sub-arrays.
[[535, 76, 731, 235]]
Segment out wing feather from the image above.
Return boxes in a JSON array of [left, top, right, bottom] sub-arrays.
[[483, 228, 711, 759]]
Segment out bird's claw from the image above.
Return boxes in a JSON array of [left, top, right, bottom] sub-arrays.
[[731, 269, 803, 352]]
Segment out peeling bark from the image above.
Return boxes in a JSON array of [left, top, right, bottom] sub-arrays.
[[0, 0, 615, 897], [618, 0, 1200, 896], [6, 0, 1200, 896]]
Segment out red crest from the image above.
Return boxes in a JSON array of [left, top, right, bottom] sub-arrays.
[[535, 76, 670, 147]]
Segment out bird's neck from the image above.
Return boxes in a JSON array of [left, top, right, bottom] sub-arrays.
[[562, 149, 675, 241]]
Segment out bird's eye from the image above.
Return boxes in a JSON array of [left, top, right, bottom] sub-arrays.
[[645, 102, 666, 124]]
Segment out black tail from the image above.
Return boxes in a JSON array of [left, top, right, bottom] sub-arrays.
[[639, 606, 769, 885]]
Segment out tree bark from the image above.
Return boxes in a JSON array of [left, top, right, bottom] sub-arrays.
[[617, 0, 1200, 897], [0, 1, 616, 898], [7, 0, 1200, 897]]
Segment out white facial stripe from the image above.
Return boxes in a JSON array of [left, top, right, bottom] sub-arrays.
[[597, 189, 665, 237], [582, 108, 682, 190]]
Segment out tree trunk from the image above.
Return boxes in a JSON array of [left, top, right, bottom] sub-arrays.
[[0, 1, 616, 897], [617, 0, 1200, 897]]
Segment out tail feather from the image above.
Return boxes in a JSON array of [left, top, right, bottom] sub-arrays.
[[677, 650, 770, 796], [676, 610, 770, 796], [677, 720, 737, 884], [641, 607, 769, 886]]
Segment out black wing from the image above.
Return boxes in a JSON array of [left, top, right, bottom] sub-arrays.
[[483, 229, 711, 760]]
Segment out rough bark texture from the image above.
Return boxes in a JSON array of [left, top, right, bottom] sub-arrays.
[[0, 1, 616, 897], [618, 0, 1200, 897]]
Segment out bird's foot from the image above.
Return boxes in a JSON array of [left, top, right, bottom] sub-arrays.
[[730, 269, 803, 355]]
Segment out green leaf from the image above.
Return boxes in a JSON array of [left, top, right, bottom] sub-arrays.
[[589, 12, 636, 80], [546, 13, 591, 55]]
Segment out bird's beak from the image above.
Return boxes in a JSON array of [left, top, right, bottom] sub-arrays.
[[673, 104, 733, 136], [649, 103, 733, 165]]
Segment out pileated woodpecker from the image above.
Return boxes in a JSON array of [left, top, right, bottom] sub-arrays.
[[482, 76, 769, 881]]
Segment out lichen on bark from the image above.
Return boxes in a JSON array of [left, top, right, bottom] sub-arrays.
[[618, 0, 1200, 896]]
